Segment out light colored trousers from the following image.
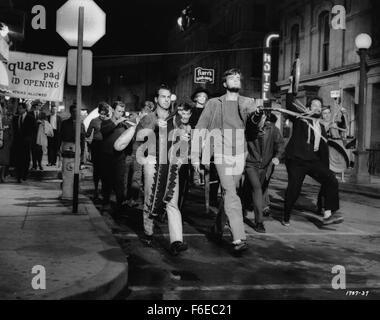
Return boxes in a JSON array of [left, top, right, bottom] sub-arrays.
[[143, 162, 183, 244], [214, 154, 247, 242]]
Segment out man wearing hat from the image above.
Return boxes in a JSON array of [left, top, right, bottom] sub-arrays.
[[189, 87, 210, 128], [189, 87, 210, 187]]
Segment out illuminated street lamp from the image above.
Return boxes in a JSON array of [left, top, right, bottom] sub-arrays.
[[353, 33, 372, 183], [0, 23, 9, 37]]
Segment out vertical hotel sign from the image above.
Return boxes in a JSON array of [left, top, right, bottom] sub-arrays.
[[262, 33, 279, 107], [4, 51, 67, 101], [262, 50, 271, 105]]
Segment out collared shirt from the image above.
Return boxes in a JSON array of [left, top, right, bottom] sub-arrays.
[[19, 113, 26, 129], [50, 114, 57, 130], [312, 119, 322, 152]]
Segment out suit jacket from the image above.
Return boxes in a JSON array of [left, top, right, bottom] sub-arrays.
[[28, 110, 46, 141], [59, 117, 85, 152], [12, 113, 35, 144], [285, 94, 329, 164], [246, 122, 285, 169]]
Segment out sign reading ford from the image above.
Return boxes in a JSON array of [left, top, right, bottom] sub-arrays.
[[194, 67, 214, 84]]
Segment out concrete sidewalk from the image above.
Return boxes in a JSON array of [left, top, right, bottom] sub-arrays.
[[0, 179, 128, 300], [273, 164, 380, 199]]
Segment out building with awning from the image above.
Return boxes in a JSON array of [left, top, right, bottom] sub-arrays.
[[0, 60, 10, 94], [0, 30, 10, 95]]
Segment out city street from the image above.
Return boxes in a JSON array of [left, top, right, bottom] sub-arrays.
[[86, 177, 380, 300], [1, 0, 380, 303]]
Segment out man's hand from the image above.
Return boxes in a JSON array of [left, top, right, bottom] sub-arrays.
[[288, 76, 294, 94], [181, 131, 190, 142], [193, 163, 201, 174], [116, 117, 128, 125], [135, 111, 147, 125], [157, 119, 167, 128], [272, 157, 280, 166], [251, 108, 264, 124]]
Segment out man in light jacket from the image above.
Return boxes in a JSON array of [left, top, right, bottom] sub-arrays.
[[191, 68, 261, 254]]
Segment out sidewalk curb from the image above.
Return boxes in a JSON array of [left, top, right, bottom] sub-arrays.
[[44, 196, 128, 300]]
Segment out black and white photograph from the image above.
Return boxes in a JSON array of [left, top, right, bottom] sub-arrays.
[[0, 0, 380, 306]]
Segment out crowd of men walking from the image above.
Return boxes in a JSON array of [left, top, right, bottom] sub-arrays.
[[82, 68, 345, 256], [0, 67, 345, 257]]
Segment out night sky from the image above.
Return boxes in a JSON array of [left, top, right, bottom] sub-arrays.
[[10, 0, 197, 57]]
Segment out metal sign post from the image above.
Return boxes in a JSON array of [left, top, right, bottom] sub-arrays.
[[73, 6, 84, 213]]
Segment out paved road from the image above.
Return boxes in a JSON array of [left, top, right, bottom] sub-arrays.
[[84, 177, 380, 300]]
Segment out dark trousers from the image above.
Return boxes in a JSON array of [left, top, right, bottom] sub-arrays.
[[47, 130, 59, 165], [90, 141, 102, 184], [209, 162, 220, 206], [31, 141, 43, 168], [124, 155, 141, 201], [243, 165, 266, 223], [284, 158, 339, 221], [178, 164, 191, 210], [15, 140, 31, 180], [101, 154, 127, 206]]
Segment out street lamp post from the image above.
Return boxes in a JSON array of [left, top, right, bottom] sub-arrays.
[[354, 33, 372, 184]]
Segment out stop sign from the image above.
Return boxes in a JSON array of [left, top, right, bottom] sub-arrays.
[[56, 0, 106, 47]]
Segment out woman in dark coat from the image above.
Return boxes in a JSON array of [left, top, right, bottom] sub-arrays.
[[0, 104, 13, 182]]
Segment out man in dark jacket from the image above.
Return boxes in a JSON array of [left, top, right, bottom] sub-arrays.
[[99, 101, 129, 212], [60, 104, 86, 154], [12, 103, 35, 182], [47, 105, 62, 166], [243, 112, 285, 233], [29, 100, 46, 170], [283, 78, 342, 226]]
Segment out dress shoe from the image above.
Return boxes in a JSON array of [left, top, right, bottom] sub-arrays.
[[232, 240, 248, 253], [281, 220, 290, 227], [323, 213, 344, 225], [169, 241, 188, 256], [253, 222, 266, 233]]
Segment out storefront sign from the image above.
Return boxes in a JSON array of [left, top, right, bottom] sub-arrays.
[[194, 67, 214, 84], [4, 51, 66, 101]]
